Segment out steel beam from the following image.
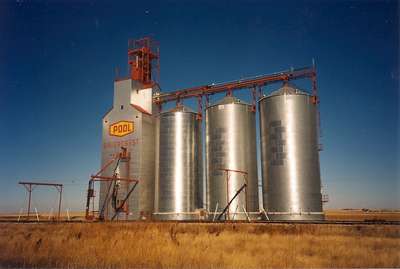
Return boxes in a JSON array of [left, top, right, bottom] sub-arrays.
[[153, 66, 316, 104], [18, 181, 63, 221]]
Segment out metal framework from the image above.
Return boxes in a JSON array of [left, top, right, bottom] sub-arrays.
[[153, 66, 318, 118], [18, 181, 63, 221], [127, 37, 160, 88], [217, 168, 248, 221], [85, 147, 139, 221]]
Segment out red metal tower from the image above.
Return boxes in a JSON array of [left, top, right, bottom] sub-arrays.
[[128, 37, 159, 87]]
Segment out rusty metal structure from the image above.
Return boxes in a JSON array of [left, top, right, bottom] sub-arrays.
[[19, 181, 63, 221], [215, 168, 249, 221], [153, 66, 318, 113], [86, 147, 139, 220], [127, 37, 160, 87]]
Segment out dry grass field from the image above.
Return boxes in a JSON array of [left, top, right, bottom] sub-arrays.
[[0, 222, 399, 268]]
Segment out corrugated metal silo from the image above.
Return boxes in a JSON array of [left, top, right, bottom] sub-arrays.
[[154, 105, 203, 220], [206, 96, 259, 220], [259, 83, 324, 220]]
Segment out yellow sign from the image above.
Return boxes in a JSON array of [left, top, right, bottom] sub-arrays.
[[109, 121, 134, 137]]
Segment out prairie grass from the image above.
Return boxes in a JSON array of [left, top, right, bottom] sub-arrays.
[[0, 222, 399, 268]]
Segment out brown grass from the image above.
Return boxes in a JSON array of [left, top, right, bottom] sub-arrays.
[[0, 222, 399, 268]]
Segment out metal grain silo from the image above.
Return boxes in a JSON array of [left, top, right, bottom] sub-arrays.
[[206, 96, 259, 220], [259, 83, 324, 220], [154, 105, 203, 220]]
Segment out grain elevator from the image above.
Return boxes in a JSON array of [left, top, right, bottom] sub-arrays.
[[96, 38, 160, 220], [85, 37, 325, 222]]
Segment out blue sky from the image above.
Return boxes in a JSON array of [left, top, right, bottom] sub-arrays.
[[0, 0, 398, 213]]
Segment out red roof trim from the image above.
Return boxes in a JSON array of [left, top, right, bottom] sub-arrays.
[[102, 107, 113, 119], [130, 104, 151, 115], [114, 76, 130, 82]]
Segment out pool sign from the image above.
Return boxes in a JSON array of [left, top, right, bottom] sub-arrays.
[[109, 121, 134, 137]]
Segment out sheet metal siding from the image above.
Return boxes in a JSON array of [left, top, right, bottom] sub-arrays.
[[100, 105, 155, 220], [154, 111, 202, 220], [259, 91, 323, 220], [99, 105, 141, 220], [206, 101, 259, 220], [139, 114, 155, 217]]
